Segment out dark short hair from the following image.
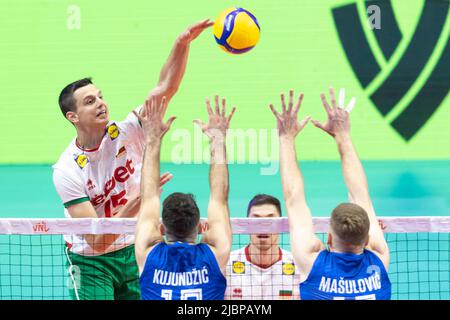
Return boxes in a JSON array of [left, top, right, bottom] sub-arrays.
[[162, 193, 200, 239], [330, 203, 370, 246], [58, 77, 93, 118], [247, 194, 282, 217]]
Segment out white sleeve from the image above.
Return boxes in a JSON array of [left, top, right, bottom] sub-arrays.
[[119, 105, 144, 141], [53, 167, 89, 207]]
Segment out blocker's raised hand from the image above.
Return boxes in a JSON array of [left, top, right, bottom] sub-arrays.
[[133, 96, 176, 143], [311, 87, 356, 138], [269, 90, 311, 138], [194, 95, 236, 141]]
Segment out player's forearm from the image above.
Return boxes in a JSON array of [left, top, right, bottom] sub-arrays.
[[279, 137, 307, 205], [279, 136, 313, 232], [154, 38, 190, 99], [279, 136, 315, 234], [140, 139, 162, 212], [209, 138, 229, 204], [85, 234, 120, 253], [335, 133, 370, 202]]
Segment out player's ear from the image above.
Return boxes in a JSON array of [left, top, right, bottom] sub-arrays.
[[66, 111, 78, 124], [159, 223, 166, 236], [364, 235, 369, 247], [327, 232, 332, 248]]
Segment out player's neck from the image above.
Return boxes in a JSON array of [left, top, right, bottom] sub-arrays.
[[166, 235, 197, 244], [76, 126, 106, 150], [330, 245, 364, 255], [247, 244, 280, 268]]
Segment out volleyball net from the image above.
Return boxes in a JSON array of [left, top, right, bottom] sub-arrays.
[[0, 217, 449, 300]]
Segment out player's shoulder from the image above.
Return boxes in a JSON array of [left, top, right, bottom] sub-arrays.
[[226, 247, 247, 268], [52, 138, 78, 170], [229, 246, 246, 259], [280, 248, 296, 261]]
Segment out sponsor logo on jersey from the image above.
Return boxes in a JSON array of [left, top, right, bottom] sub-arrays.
[[116, 145, 127, 158], [75, 154, 89, 169], [232, 288, 243, 298], [107, 123, 120, 140], [282, 263, 295, 275], [90, 158, 136, 207], [33, 221, 50, 233], [86, 179, 96, 191], [232, 261, 245, 274]]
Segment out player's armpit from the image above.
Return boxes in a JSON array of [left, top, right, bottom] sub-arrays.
[[203, 211, 232, 272], [290, 225, 324, 279], [205, 236, 231, 275], [366, 229, 390, 271], [135, 219, 164, 274]]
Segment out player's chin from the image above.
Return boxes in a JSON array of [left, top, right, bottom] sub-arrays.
[[256, 244, 272, 251], [95, 116, 109, 125]]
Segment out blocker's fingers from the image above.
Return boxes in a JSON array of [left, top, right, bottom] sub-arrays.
[[132, 110, 141, 121], [311, 119, 325, 130], [281, 93, 287, 114], [221, 98, 226, 117], [269, 104, 281, 119], [227, 106, 236, 123], [165, 116, 176, 130], [293, 93, 304, 116], [338, 88, 345, 109], [159, 172, 173, 186], [288, 90, 294, 113], [299, 115, 312, 128], [320, 93, 332, 114], [205, 97, 213, 116], [329, 87, 337, 109], [193, 119, 206, 130], [214, 95, 220, 115], [346, 97, 356, 113], [160, 96, 168, 115]]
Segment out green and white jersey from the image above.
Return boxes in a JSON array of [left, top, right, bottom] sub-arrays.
[[53, 110, 144, 256]]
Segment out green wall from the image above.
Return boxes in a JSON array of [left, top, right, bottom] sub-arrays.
[[0, 0, 449, 163]]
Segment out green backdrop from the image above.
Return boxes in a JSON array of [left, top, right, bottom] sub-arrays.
[[0, 0, 449, 163]]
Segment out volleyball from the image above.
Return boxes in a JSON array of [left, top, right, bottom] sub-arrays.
[[213, 7, 260, 54]]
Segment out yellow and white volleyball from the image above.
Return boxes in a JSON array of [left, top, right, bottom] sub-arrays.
[[213, 7, 261, 54]]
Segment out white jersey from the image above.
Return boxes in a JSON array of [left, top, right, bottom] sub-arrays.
[[225, 246, 301, 300], [53, 110, 144, 256]]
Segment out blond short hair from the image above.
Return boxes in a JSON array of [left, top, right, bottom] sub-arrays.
[[330, 203, 370, 246]]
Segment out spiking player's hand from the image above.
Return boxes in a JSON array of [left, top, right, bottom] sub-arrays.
[[269, 90, 311, 138], [193, 95, 236, 142], [311, 87, 356, 138], [178, 19, 214, 45], [133, 96, 176, 144]]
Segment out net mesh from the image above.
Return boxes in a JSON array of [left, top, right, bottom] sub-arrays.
[[0, 217, 449, 300]]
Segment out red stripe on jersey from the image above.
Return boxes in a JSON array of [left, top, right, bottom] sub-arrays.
[[75, 131, 107, 152]]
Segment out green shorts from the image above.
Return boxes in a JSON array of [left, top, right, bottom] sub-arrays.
[[66, 244, 141, 300]]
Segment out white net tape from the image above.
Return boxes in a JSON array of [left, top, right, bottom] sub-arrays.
[[0, 216, 449, 235]]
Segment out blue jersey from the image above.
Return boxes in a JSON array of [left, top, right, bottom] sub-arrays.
[[139, 242, 226, 300], [300, 249, 391, 300]]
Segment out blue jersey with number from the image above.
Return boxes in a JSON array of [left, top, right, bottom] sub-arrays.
[[139, 242, 226, 300], [300, 249, 391, 300]]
